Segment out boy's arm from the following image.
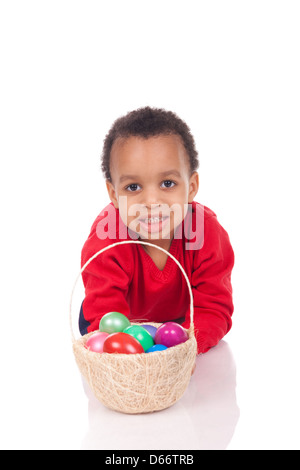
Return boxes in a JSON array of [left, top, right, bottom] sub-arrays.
[[80, 247, 132, 334], [182, 215, 235, 354]]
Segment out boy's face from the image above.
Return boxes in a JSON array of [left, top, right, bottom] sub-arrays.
[[106, 135, 199, 243]]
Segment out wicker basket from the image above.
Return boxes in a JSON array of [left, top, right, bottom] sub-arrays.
[[70, 240, 197, 414]]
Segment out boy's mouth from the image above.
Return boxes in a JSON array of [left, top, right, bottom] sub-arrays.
[[138, 215, 170, 234], [140, 216, 167, 224]]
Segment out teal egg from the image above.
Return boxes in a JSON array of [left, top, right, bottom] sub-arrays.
[[123, 325, 154, 352]]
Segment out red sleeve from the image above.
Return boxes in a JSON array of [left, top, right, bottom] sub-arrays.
[[182, 215, 235, 354], [81, 249, 132, 333], [80, 205, 133, 333]]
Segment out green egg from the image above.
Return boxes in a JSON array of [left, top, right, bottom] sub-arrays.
[[123, 325, 154, 352], [99, 312, 131, 334]]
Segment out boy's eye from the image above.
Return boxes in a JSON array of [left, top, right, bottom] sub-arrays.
[[126, 183, 141, 192], [125, 180, 176, 192], [161, 180, 176, 189]]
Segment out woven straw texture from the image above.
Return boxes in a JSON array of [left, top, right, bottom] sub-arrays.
[[70, 241, 197, 414]]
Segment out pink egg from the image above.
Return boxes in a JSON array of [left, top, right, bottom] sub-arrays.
[[154, 322, 189, 348], [85, 332, 109, 353]]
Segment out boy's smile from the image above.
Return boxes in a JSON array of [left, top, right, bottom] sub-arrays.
[[106, 134, 199, 251]]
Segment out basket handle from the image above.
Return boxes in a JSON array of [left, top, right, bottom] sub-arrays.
[[69, 240, 194, 342]]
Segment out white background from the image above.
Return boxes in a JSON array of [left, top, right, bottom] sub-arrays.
[[0, 0, 299, 450]]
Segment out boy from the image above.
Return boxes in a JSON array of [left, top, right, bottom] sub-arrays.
[[79, 107, 234, 354]]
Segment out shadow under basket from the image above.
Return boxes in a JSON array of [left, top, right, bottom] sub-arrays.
[[70, 241, 197, 414]]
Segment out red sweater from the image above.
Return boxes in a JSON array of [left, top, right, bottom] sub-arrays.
[[80, 201, 234, 354]]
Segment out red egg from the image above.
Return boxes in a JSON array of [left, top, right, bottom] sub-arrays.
[[85, 332, 109, 353], [103, 332, 144, 354]]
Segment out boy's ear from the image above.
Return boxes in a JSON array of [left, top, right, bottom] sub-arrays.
[[106, 180, 119, 209], [188, 171, 199, 203]]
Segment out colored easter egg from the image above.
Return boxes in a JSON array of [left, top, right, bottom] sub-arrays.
[[123, 325, 154, 352], [154, 322, 189, 348], [103, 332, 144, 354], [85, 332, 109, 353], [141, 324, 158, 339], [99, 312, 131, 334], [146, 344, 168, 353]]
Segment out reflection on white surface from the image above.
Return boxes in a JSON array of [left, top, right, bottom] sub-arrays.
[[81, 341, 240, 450]]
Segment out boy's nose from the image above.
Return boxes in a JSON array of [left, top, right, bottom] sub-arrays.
[[141, 188, 161, 208]]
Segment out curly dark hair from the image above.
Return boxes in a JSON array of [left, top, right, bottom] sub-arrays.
[[101, 106, 199, 181]]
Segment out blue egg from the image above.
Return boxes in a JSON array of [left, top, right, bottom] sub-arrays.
[[146, 344, 168, 353], [141, 324, 157, 339]]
